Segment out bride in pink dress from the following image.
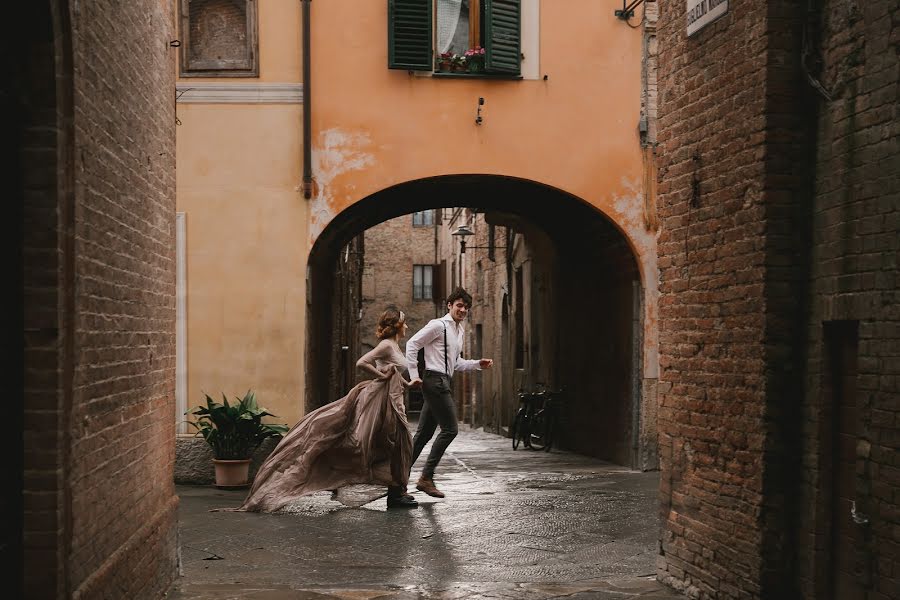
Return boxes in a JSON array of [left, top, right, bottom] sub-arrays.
[[233, 307, 418, 511]]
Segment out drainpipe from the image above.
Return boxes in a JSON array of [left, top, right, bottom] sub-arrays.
[[301, 0, 313, 199], [434, 212, 439, 317]]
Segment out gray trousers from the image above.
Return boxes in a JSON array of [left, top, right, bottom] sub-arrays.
[[411, 370, 458, 479]]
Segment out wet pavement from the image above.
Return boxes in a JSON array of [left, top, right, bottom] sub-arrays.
[[169, 426, 682, 599]]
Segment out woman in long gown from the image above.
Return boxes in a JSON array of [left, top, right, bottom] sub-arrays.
[[233, 307, 418, 511]]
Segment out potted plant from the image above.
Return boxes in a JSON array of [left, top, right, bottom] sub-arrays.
[[450, 53, 467, 72], [186, 390, 288, 488], [465, 46, 486, 73], [436, 51, 453, 72]]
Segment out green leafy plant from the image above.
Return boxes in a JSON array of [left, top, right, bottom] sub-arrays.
[[186, 391, 288, 460], [449, 52, 467, 71]]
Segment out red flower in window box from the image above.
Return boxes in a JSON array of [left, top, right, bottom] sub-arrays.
[[464, 46, 486, 73]]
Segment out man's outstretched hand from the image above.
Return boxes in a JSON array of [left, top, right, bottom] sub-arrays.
[[409, 378, 423, 388], [479, 358, 494, 369]]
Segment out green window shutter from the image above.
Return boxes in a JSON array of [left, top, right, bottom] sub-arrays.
[[484, 0, 520, 75], [388, 0, 433, 71]]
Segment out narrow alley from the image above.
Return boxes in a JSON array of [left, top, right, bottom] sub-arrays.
[[13, 1, 898, 598], [171, 427, 679, 599]]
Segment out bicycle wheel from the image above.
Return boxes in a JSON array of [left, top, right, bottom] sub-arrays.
[[528, 409, 548, 451], [542, 415, 554, 452], [511, 411, 524, 450]]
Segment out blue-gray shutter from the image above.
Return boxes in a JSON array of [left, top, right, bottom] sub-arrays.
[[485, 0, 520, 74], [388, 0, 433, 70]]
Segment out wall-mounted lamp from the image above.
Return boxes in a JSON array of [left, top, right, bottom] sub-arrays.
[[452, 224, 475, 238], [451, 223, 506, 254]]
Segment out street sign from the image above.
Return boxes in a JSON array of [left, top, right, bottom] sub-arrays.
[[686, 0, 729, 37]]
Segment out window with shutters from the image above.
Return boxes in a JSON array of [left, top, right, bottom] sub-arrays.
[[412, 210, 435, 227], [388, 0, 521, 76], [180, 0, 259, 77]]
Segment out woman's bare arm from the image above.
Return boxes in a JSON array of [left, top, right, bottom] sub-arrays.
[[356, 340, 392, 379]]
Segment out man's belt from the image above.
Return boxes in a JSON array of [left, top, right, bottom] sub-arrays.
[[424, 369, 451, 378]]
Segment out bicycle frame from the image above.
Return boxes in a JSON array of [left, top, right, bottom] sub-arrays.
[[511, 387, 563, 452], [511, 389, 546, 450]]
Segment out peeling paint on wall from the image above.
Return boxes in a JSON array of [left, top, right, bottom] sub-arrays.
[[308, 128, 376, 247], [612, 177, 644, 230], [610, 176, 660, 379]]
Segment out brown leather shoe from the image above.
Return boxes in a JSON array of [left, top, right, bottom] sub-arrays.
[[416, 477, 445, 498]]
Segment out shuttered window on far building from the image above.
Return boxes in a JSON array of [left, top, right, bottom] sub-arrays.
[[412, 210, 435, 227], [388, 0, 520, 75], [413, 265, 433, 300], [180, 0, 259, 77]]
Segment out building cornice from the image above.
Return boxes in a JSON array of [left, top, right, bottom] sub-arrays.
[[175, 82, 303, 104]]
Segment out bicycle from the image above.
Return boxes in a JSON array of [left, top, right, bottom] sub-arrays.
[[533, 388, 563, 452], [511, 386, 563, 452], [510, 386, 551, 451], [511, 388, 537, 450]]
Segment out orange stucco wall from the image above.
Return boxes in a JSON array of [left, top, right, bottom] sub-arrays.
[[309, 1, 647, 242], [176, 0, 307, 422], [176, 0, 657, 424], [309, 0, 658, 382]]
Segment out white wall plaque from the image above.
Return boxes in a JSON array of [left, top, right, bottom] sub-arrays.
[[687, 0, 729, 37]]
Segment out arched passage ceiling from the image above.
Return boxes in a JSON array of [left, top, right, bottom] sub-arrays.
[[309, 175, 639, 276]]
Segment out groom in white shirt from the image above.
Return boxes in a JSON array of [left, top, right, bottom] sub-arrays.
[[405, 287, 493, 498]]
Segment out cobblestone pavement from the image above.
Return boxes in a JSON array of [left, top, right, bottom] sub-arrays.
[[169, 426, 682, 599]]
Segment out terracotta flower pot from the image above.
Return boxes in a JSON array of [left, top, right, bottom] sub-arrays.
[[213, 459, 251, 488]]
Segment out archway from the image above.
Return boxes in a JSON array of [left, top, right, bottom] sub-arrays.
[[307, 175, 650, 467]]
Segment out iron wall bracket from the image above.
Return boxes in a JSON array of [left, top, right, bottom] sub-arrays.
[[614, 0, 645, 20]]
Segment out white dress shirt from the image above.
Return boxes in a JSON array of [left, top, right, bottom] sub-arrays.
[[405, 313, 481, 380]]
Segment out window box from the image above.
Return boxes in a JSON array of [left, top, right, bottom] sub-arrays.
[[431, 71, 522, 80]]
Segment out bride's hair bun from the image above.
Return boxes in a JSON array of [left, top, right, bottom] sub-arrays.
[[376, 305, 405, 340]]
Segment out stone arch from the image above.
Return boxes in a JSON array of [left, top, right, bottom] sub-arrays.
[[306, 175, 658, 468]]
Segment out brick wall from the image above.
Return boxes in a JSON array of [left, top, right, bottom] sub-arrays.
[[17, 1, 179, 597], [796, 1, 900, 598], [17, 2, 67, 596], [656, 0, 780, 596], [456, 216, 510, 432], [360, 214, 439, 358], [656, 0, 899, 596], [66, 1, 179, 597]]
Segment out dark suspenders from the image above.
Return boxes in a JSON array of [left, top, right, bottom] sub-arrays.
[[423, 320, 451, 378], [443, 321, 449, 376]]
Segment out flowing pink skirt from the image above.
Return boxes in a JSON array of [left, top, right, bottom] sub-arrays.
[[234, 369, 412, 512]]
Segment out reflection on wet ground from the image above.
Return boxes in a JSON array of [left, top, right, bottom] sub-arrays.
[[170, 426, 682, 599]]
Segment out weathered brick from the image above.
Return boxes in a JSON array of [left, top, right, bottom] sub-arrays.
[[17, 1, 179, 598], [657, 0, 899, 597]]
